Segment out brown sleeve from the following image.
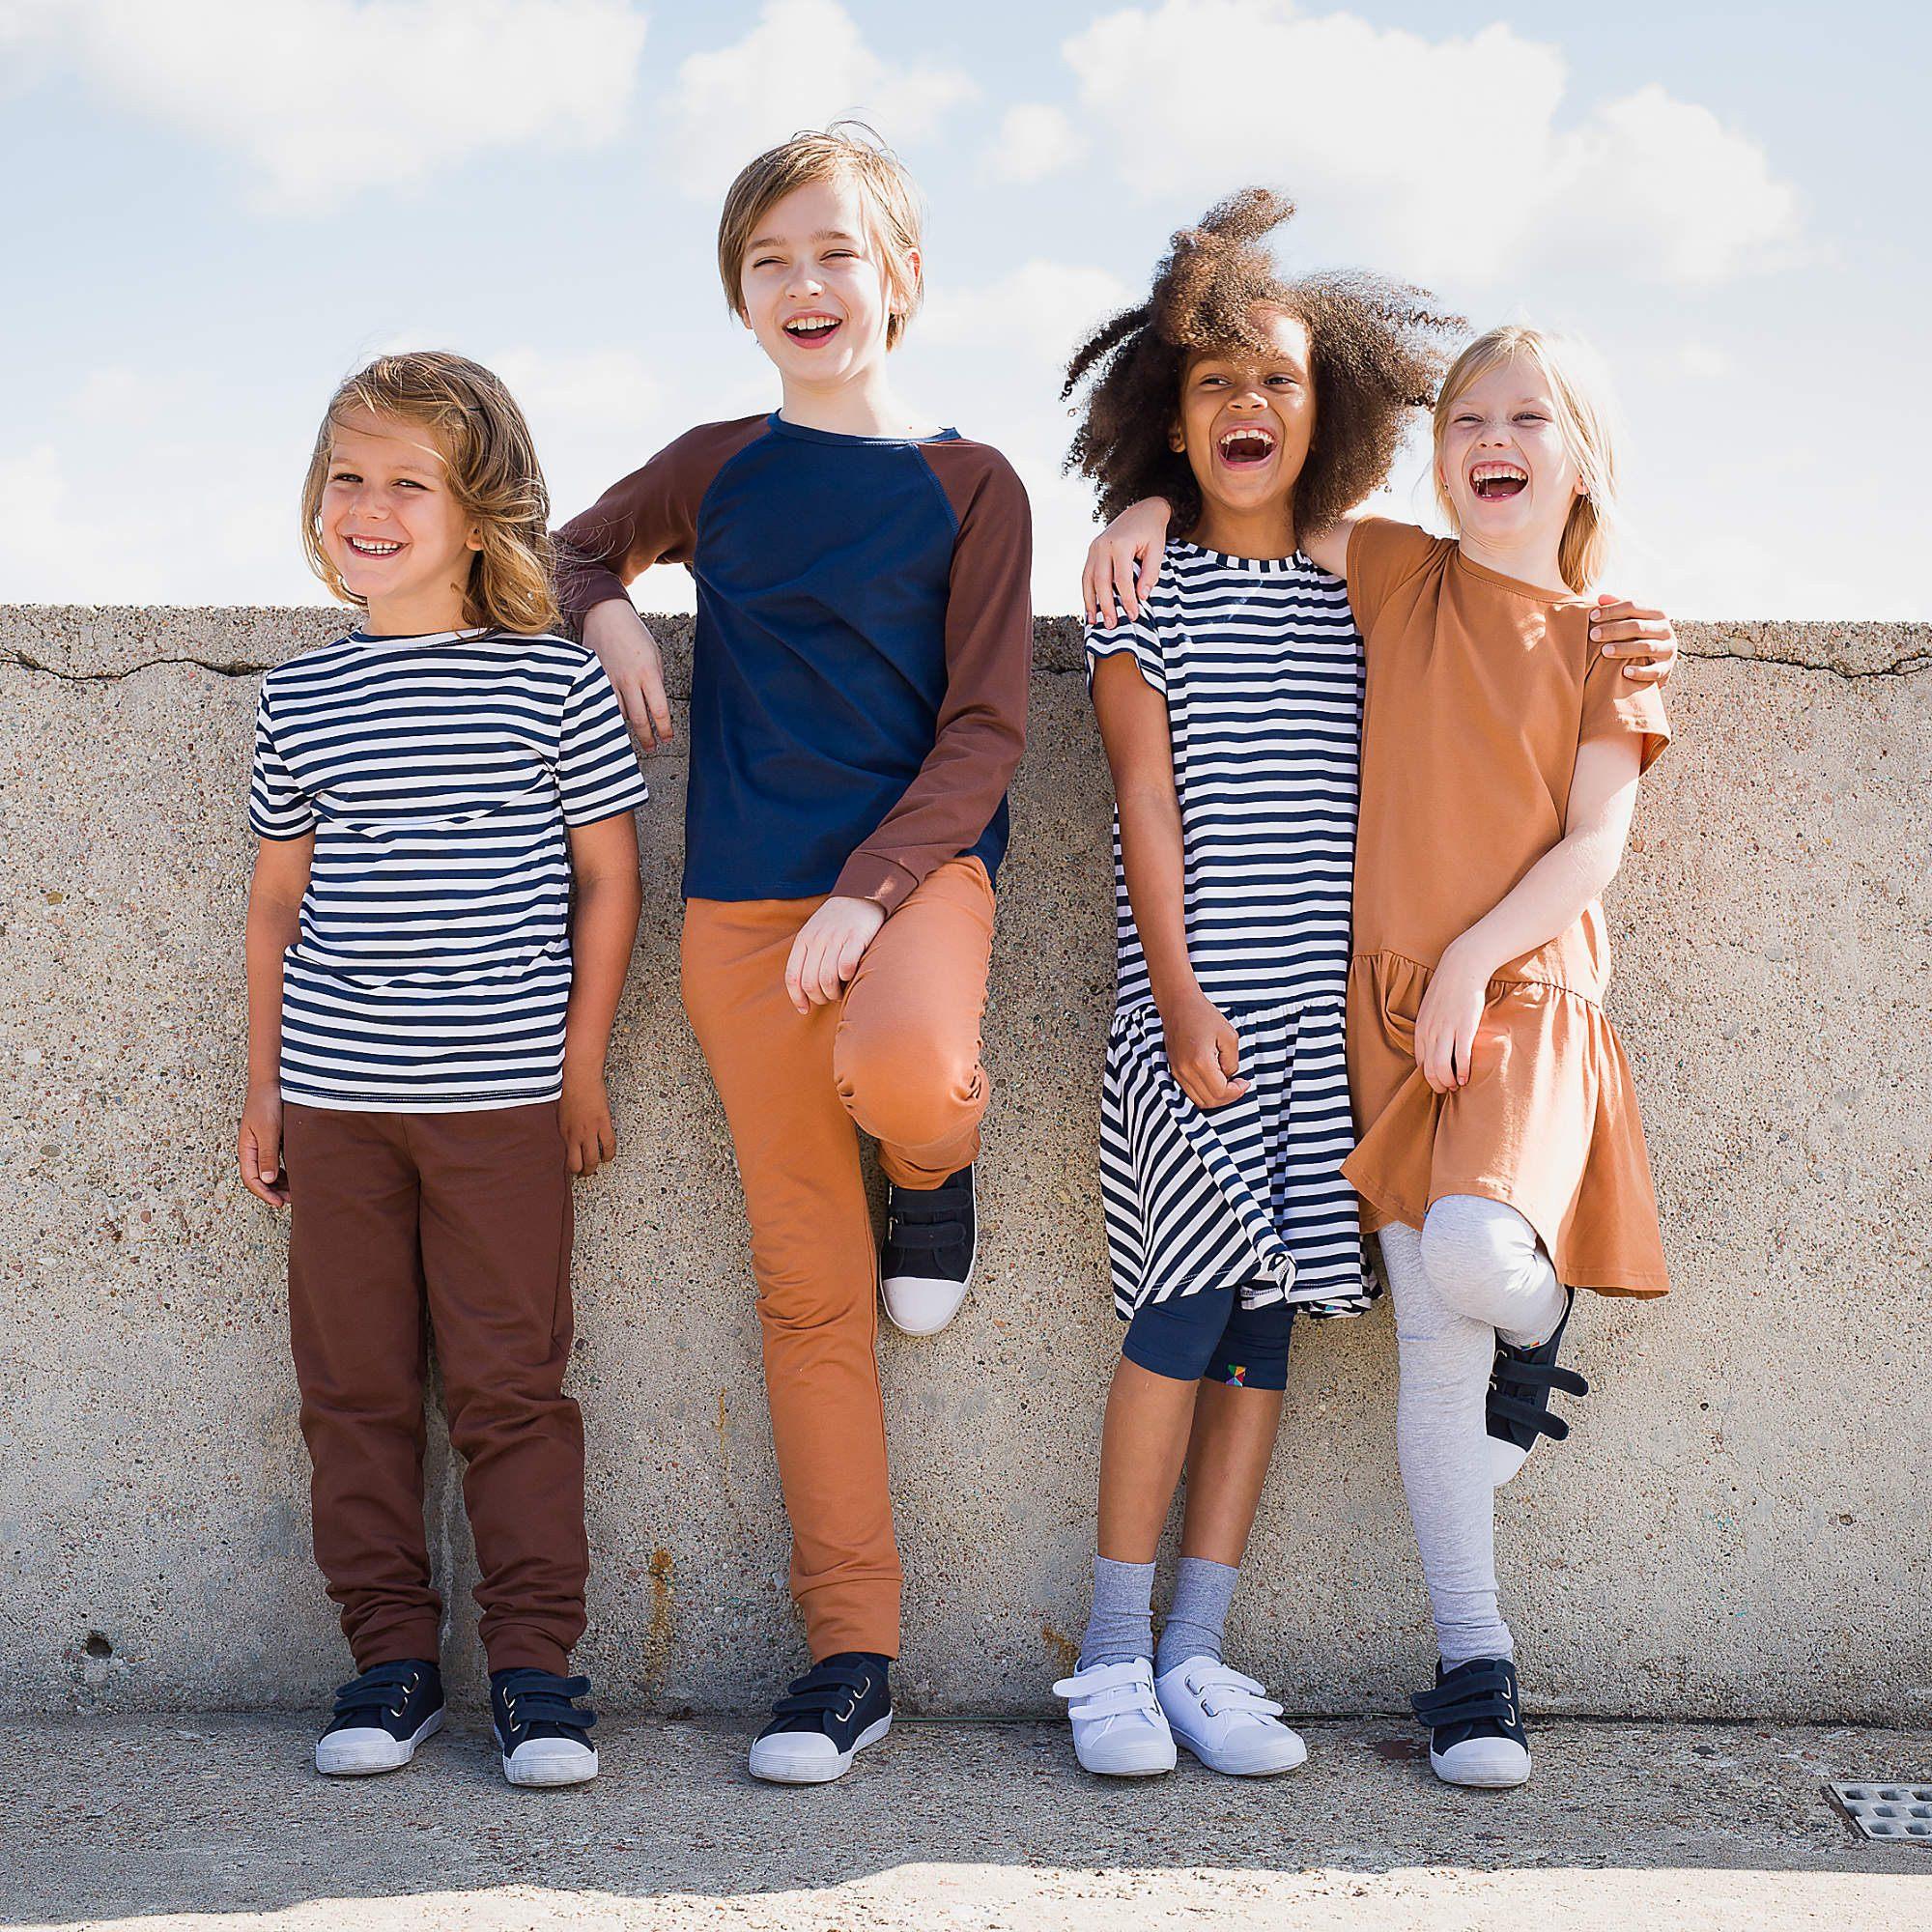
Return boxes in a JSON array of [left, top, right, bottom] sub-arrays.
[[1345, 516, 1448, 639], [552, 416, 767, 628], [833, 441, 1034, 911]]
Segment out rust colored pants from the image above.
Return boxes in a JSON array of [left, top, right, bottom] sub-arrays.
[[282, 1101, 586, 1675], [680, 857, 997, 1660]]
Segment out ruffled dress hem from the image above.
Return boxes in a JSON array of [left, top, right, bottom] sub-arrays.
[[1343, 951, 1670, 1299]]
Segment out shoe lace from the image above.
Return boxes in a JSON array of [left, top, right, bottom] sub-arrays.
[[1052, 1659, 1161, 1721]]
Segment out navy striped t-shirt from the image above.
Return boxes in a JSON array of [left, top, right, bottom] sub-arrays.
[[248, 626, 649, 1112]]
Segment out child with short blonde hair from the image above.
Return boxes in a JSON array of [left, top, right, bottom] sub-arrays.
[[554, 125, 1031, 1784], [241, 351, 646, 1786]]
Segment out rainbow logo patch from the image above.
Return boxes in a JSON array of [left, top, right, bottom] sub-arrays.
[[1225, 1364, 1248, 1386]]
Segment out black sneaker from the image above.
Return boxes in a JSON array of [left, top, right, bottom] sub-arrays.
[[1410, 1656, 1531, 1788], [490, 1668, 599, 1787], [881, 1164, 976, 1335], [1487, 1286, 1589, 1485], [748, 1653, 894, 1784], [315, 1659, 443, 1776]]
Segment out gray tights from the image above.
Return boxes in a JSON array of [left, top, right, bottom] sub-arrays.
[[1379, 1195, 1567, 1665]]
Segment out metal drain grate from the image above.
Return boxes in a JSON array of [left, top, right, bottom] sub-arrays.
[[1826, 1782, 1932, 1843]]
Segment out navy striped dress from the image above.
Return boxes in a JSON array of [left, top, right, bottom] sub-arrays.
[[1087, 542, 1374, 1321], [248, 626, 649, 1112]]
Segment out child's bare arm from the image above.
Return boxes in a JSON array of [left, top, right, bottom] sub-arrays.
[[1091, 653, 1245, 1111], [239, 834, 312, 1206], [1413, 735, 1644, 1093], [559, 811, 643, 1177]]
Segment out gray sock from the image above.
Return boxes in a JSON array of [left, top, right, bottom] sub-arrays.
[[1155, 1555, 1239, 1674], [1077, 1556, 1156, 1669]]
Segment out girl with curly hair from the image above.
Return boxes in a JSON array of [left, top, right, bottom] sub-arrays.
[[1052, 189, 1462, 1778], [1085, 290, 1680, 1789]]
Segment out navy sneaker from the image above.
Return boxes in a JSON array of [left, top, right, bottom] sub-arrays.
[[315, 1659, 443, 1776], [490, 1668, 599, 1787], [1410, 1655, 1531, 1788], [748, 1653, 894, 1784], [881, 1165, 976, 1335], [1487, 1286, 1589, 1485]]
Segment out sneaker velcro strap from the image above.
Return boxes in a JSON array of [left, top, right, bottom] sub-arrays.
[[1063, 1682, 1160, 1720], [498, 1672, 596, 1729], [1488, 1393, 1572, 1441], [886, 1219, 960, 1250], [1410, 1663, 1519, 1727], [774, 1662, 874, 1713], [1495, 1359, 1589, 1397], [1052, 1660, 1160, 1720], [332, 1662, 425, 1716]]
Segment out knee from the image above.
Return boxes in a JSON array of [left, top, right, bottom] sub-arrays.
[[833, 1016, 981, 1151], [1419, 1196, 1541, 1321]]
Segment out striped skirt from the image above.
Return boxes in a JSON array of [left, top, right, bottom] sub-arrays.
[[1098, 996, 1375, 1321]]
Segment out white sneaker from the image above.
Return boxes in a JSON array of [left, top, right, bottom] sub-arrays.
[[1154, 1657, 1308, 1776], [1052, 1657, 1176, 1776]]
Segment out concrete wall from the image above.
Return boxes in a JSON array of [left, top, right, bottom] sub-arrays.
[[2, 606, 1927, 1721]]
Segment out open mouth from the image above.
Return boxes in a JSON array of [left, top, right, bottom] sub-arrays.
[[1469, 461, 1528, 500], [1217, 425, 1277, 469], [345, 535, 403, 556], [781, 312, 842, 348]]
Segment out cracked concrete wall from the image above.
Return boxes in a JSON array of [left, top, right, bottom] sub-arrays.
[[3, 605, 1928, 1722]]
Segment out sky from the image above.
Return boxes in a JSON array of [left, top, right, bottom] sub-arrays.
[[1, 0, 1927, 620]]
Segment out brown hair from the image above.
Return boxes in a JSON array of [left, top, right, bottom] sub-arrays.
[[1064, 188, 1463, 536], [300, 351, 560, 634], [1433, 325, 1621, 593], [716, 121, 924, 348]]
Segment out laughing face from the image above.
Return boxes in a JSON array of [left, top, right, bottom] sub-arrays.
[[1172, 306, 1316, 546], [1436, 356, 1585, 550], [735, 174, 911, 390], [319, 408, 480, 629]]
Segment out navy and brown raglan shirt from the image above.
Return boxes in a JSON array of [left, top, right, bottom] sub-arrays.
[[553, 413, 1032, 913]]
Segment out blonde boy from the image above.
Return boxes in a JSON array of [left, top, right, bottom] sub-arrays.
[[554, 125, 1031, 1783]]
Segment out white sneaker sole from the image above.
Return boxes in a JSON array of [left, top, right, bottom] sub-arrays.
[[499, 1738, 600, 1787], [1431, 1740, 1532, 1788], [1175, 1728, 1309, 1776], [315, 1706, 443, 1776], [749, 1711, 892, 1784], [1074, 1739, 1177, 1777], [881, 1171, 975, 1336]]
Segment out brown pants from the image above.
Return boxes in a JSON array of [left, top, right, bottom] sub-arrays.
[[282, 1101, 585, 1675], [681, 857, 996, 1660]]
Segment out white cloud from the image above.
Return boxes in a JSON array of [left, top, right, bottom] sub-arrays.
[[1062, 2, 1803, 285], [666, 0, 977, 200], [921, 261, 1134, 363], [489, 347, 663, 427], [5, 0, 649, 211], [983, 103, 1087, 185], [1676, 341, 1734, 381]]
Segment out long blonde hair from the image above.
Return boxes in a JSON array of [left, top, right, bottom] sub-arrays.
[[1432, 325, 1620, 594], [300, 351, 560, 634]]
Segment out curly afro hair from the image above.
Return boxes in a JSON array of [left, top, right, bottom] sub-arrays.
[[1064, 188, 1464, 536]]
